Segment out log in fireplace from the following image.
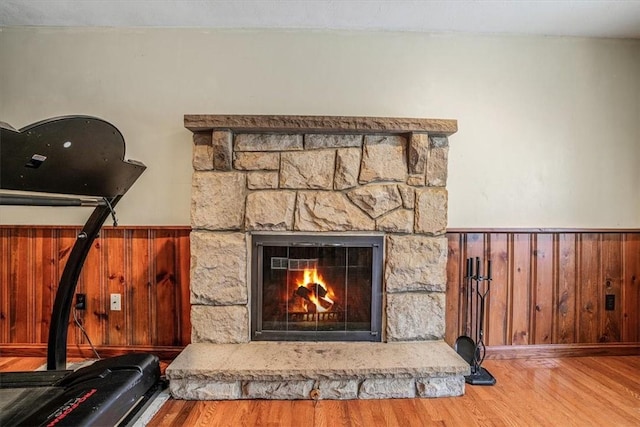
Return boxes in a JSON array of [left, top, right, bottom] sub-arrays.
[[251, 234, 383, 341]]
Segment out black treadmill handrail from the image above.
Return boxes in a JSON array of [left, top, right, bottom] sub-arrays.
[[0, 193, 106, 206], [0, 115, 146, 371], [46, 198, 121, 370]]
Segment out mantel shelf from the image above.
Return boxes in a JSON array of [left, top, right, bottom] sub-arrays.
[[184, 114, 458, 135]]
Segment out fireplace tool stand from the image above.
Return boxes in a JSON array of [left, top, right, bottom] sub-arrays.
[[464, 257, 496, 386]]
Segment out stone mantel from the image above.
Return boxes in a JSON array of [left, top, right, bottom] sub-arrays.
[[185, 114, 458, 135]]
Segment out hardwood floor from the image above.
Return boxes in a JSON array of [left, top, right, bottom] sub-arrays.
[[1, 356, 638, 426], [147, 356, 640, 426], [0, 356, 50, 372]]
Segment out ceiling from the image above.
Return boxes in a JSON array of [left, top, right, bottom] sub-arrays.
[[1, 0, 640, 39]]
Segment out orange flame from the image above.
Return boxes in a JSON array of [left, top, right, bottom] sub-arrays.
[[296, 268, 334, 313]]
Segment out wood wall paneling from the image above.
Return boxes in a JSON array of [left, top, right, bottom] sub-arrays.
[[155, 229, 181, 346], [0, 229, 7, 343], [0, 226, 190, 353], [130, 229, 152, 346], [533, 233, 554, 345], [446, 231, 640, 352], [578, 233, 600, 343], [176, 231, 192, 346], [487, 234, 509, 346], [510, 233, 532, 345], [601, 234, 622, 343], [623, 234, 640, 342], [1, 227, 638, 357], [556, 233, 577, 343]]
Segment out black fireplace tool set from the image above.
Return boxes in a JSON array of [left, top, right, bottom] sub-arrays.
[[455, 257, 497, 386]]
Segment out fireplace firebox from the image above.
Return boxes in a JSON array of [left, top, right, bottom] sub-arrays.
[[251, 234, 383, 342]]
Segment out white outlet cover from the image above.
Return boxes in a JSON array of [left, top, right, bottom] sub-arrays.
[[110, 293, 122, 311]]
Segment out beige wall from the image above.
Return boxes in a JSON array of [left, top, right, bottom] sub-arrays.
[[1, 28, 639, 227]]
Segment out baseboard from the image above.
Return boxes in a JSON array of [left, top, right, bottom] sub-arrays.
[[485, 343, 640, 359], [0, 344, 185, 360]]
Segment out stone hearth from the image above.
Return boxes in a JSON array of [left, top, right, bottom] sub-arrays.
[[166, 115, 468, 400], [169, 342, 469, 400]]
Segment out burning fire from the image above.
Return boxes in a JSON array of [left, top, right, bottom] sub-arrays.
[[295, 268, 335, 313]]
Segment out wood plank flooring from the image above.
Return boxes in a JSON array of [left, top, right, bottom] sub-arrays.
[[148, 356, 640, 426], [0, 356, 49, 372], [1, 356, 638, 426]]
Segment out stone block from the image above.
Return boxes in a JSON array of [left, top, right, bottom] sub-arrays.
[[170, 378, 241, 400], [359, 135, 407, 184], [316, 380, 359, 400], [385, 234, 447, 292], [416, 375, 465, 398], [334, 147, 361, 190], [235, 134, 303, 151], [429, 135, 449, 148], [305, 134, 363, 149], [347, 184, 402, 219], [376, 209, 413, 233], [190, 231, 247, 305], [398, 185, 415, 209], [358, 378, 416, 399], [212, 131, 233, 170], [280, 150, 335, 189], [233, 152, 280, 171], [191, 172, 246, 230], [191, 305, 249, 344], [415, 188, 448, 235], [242, 380, 315, 399], [245, 191, 296, 230], [193, 132, 213, 171], [408, 133, 429, 175], [386, 292, 445, 341], [407, 174, 426, 187], [246, 171, 279, 189], [294, 191, 375, 232], [427, 145, 449, 187]]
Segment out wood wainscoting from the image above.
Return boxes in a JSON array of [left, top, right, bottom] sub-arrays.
[[446, 230, 640, 358], [1, 226, 639, 358], [0, 226, 190, 358]]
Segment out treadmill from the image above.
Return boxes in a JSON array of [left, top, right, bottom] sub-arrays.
[[0, 116, 161, 426]]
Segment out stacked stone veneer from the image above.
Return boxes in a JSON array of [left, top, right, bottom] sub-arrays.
[[186, 115, 456, 344]]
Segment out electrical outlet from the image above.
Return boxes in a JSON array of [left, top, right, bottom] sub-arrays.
[[75, 293, 86, 310], [110, 293, 122, 311], [605, 294, 615, 311]]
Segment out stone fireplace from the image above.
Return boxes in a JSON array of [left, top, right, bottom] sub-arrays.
[[166, 115, 469, 400]]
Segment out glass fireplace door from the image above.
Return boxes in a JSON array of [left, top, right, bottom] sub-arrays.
[[251, 234, 383, 342]]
